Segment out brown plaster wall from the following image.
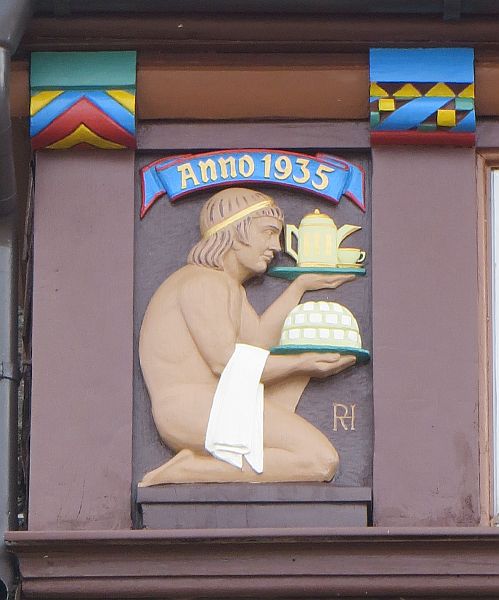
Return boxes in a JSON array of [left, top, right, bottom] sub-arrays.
[[25, 130, 484, 531], [372, 147, 480, 526], [28, 151, 134, 530]]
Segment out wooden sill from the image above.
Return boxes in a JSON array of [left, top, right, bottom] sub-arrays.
[[6, 527, 499, 598]]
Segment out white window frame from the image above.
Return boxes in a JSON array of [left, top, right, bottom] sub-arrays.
[[490, 169, 499, 521]]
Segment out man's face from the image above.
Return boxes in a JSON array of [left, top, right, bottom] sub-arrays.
[[233, 216, 283, 276]]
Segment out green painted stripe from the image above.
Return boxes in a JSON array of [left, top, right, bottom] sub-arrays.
[[455, 97, 474, 111], [267, 266, 366, 280], [30, 51, 137, 90], [417, 123, 437, 131], [30, 85, 136, 93], [370, 111, 380, 127]]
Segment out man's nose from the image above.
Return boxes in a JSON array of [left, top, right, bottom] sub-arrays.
[[269, 236, 281, 252]]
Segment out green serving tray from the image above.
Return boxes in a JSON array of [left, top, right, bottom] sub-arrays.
[[270, 344, 371, 364], [268, 266, 366, 280]]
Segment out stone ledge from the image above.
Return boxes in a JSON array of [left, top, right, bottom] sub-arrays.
[[138, 484, 372, 528]]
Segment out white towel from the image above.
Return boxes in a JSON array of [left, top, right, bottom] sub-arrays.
[[205, 343, 269, 473]]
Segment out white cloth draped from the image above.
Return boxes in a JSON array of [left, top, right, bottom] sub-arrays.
[[205, 343, 269, 473]]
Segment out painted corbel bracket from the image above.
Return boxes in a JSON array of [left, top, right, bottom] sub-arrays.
[[369, 48, 476, 147], [30, 51, 137, 150]]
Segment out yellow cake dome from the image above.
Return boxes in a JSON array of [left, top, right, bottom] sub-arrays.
[[279, 301, 362, 348]]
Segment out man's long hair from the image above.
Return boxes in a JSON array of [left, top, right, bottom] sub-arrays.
[[188, 188, 283, 270]]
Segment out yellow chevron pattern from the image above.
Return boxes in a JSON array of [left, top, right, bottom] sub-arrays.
[[425, 83, 455, 97], [370, 82, 389, 97], [30, 90, 64, 116], [458, 84, 475, 98], [393, 83, 421, 98], [46, 124, 126, 150], [106, 89, 136, 113]]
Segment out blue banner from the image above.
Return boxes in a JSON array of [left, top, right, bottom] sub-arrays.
[[140, 150, 365, 217]]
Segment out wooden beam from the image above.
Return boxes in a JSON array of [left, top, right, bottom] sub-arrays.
[[8, 528, 499, 598], [12, 52, 499, 119], [136, 57, 367, 120], [137, 121, 370, 150], [18, 15, 499, 53]]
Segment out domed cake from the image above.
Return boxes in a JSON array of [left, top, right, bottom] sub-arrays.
[[278, 301, 362, 349]]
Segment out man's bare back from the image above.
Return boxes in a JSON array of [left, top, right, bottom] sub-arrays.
[[140, 265, 241, 390]]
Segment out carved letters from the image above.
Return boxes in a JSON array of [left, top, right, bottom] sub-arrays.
[[333, 403, 357, 431]]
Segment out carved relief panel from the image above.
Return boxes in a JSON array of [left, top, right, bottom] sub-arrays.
[[133, 148, 372, 526]]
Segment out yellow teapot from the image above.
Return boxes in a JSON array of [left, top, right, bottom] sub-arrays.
[[285, 209, 365, 268]]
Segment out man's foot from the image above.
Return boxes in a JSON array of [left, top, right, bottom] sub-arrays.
[[138, 449, 195, 487]]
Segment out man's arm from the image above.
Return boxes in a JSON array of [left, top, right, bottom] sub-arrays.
[[179, 271, 356, 383], [179, 272, 240, 375]]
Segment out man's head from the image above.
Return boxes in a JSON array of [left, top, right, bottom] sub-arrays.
[[188, 188, 284, 272]]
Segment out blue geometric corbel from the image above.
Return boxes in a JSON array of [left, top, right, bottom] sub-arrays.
[[370, 48, 475, 146]]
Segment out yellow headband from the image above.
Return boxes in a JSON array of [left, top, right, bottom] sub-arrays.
[[202, 199, 275, 238]]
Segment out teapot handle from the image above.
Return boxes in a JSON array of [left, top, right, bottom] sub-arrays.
[[285, 224, 299, 263]]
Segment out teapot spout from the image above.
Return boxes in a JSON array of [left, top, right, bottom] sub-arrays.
[[337, 224, 362, 245]]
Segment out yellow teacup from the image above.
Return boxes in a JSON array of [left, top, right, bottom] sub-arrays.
[[337, 247, 366, 267]]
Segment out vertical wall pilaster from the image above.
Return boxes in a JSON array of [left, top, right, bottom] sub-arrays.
[[29, 151, 134, 530]]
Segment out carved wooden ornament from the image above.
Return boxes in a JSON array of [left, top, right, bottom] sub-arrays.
[[370, 48, 475, 146], [30, 51, 136, 150], [138, 154, 370, 486]]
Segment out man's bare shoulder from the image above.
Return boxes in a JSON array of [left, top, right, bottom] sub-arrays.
[[143, 265, 226, 322], [152, 264, 234, 298], [180, 265, 244, 307]]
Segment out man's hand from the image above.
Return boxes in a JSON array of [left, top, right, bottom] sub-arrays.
[[297, 352, 356, 378], [294, 273, 355, 293]]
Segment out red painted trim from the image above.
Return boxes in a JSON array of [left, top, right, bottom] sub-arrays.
[[317, 151, 367, 212], [140, 189, 166, 218], [140, 154, 188, 218], [31, 97, 136, 149], [370, 131, 476, 147]]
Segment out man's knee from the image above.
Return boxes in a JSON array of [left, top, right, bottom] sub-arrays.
[[296, 439, 339, 481], [315, 443, 339, 481]]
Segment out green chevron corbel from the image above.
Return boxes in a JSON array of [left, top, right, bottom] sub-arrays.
[[30, 51, 137, 150]]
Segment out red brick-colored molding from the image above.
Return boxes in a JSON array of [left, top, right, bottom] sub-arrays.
[[6, 527, 499, 598]]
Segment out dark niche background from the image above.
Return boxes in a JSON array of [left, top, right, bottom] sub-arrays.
[[133, 151, 372, 493]]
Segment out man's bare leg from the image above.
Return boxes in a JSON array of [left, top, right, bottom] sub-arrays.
[[264, 374, 310, 412], [139, 448, 336, 485], [138, 401, 338, 485]]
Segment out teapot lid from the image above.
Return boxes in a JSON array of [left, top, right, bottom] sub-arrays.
[[300, 208, 335, 225]]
